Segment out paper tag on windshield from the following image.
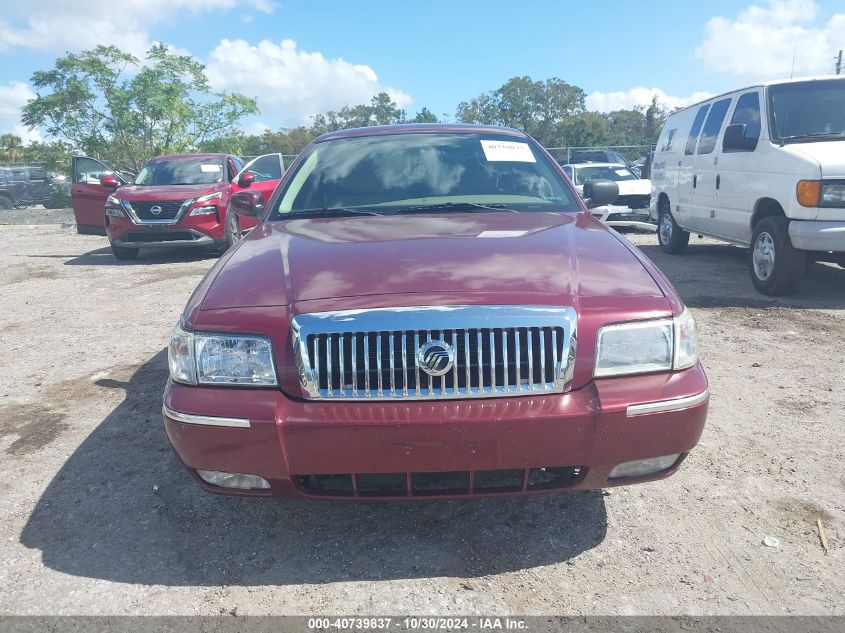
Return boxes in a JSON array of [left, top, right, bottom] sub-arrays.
[[200, 164, 221, 172], [614, 169, 629, 176], [478, 230, 529, 238], [480, 140, 536, 163]]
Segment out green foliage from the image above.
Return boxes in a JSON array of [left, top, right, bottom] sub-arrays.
[[21, 140, 74, 176], [21, 44, 258, 173], [409, 107, 439, 123], [0, 134, 24, 161]]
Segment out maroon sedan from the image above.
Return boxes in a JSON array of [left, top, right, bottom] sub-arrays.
[[163, 124, 708, 499]]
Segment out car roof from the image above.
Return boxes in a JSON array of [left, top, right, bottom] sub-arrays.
[[315, 123, 529, 143], [149, 153, 230, 161]]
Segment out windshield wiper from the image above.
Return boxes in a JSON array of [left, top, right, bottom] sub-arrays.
[[394, 202, 518, 214], [283, 207, 381, 218], [779, 131, 845, 143]]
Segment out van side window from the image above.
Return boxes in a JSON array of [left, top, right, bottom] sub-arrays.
[[660, 129, 676, 152], [685, 105, 710, 155], [697, 98, 732, 155], [724, 92, 761, 151]]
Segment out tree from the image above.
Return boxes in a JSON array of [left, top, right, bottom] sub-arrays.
[[0, 134, 24, 162], [310, 92, 406, 134], [21, 44, 258, 173], [409, 107, 439, 123], [456, 76, 586, 146], [21, 140, 75, 175]]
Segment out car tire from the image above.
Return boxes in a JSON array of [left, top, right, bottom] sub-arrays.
[[749, 216, 806, 295], [0, 195, 13, 210], [110, 242, 139, 260], [224, 210, 243, 250], [657, 201, 689, 254]]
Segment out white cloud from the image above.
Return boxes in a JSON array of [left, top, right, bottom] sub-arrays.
[[0, 81, 40, 143], [694, 0, 845, 79], [586, 87, 714, 112], [205, 39, 413, 126], [0, 0, 276, 57]]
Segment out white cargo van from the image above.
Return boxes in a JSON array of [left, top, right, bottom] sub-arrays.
[[650, 76, 845, 295]]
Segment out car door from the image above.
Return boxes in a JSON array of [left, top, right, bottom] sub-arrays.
[[676, 103, 710, 229], [71, 156, 122, 234], [229, 153, 286, 231], [713, 90, 762, 242], [691, 97, 733, 231]]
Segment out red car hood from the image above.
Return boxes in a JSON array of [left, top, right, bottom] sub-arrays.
[[199, 212, 667, 311], [115, 182, 227, 201]]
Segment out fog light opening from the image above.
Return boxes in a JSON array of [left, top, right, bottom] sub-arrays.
[[608, 454, 681, 480], [195, 469, 270, 490]]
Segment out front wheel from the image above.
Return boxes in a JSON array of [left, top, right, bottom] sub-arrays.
[[657, 202, 689, 254], [749, 216, 805, 295], [110, 242, 139, 260], [224, 210, 244, 250]]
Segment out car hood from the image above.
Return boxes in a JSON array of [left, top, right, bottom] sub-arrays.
[[199, 211, 666, 310], [785, 140, 845, 177], [115, 182, 227, 201]]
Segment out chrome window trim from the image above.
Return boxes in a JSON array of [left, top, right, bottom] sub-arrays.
[[291, 305, 577, 401], [626, 388, 709, 417], [162, 404, 251, 428]]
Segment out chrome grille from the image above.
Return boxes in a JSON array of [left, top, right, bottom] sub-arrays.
[[291, 306, 576, 400]]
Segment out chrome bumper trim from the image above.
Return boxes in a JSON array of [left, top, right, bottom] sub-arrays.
[[626, 388, 709, 417], [162, 404, 250, 428]]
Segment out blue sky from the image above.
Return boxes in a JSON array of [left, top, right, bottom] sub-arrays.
[[1, 0, 843, 140]]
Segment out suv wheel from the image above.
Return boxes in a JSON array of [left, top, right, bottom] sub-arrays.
[[657, 201, 689, 254], [750, 216, 805, 295], [110, 242, 139, 260], [224, 210, 243, 249], [0, 195, 12, 210]]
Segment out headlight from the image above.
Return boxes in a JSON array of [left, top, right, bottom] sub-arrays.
[[189, 191, 222, 216], [168, 324, 277, 386], [105, 195, 126, 217], [821, 182, 845, 207], [595, 308, 697, 377]]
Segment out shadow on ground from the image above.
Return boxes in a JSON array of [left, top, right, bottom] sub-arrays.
[[27, 246, 220, 267], [636, 242, 845, 311], [20, 350, 607, 586]]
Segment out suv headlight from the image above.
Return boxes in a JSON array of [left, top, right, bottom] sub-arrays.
[[189, 191, 223, 216], [105, 194, 126, 217], [168, 324, 277, 386], [595, 308, 697, 377]]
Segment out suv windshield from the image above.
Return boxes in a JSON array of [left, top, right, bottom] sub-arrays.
[[134, 158, 225, 186], [573, 165, 637, 185], [272, 132, 578, 217], [769, 79, 845, 142]]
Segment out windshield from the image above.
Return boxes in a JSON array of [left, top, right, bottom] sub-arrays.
[[769, 79, 845, 141], [573, 165, 637, 186], [134, 158, 225, 186], [271, 132, 578, 218]]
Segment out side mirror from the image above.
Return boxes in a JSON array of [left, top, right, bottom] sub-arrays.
[[582, 179, 619, 209], [237, 172, 256, 188], [229, 190, 265, 218], [99, 175, 119, 189], [722, 124, 757, 151]]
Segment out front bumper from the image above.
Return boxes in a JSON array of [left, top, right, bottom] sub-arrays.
[[163, 363, 709, 500], [105, 211, 225, 249], [592, 205, 657, 231], [788, 220, 845, 252]]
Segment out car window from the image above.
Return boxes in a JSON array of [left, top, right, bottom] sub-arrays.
[[231, 157, 244, 174], [241, 154, 284, 182], [697, 98, 732, 155], [73, 157, 115, 185], [562, 165, 573, 179], [685, 105, 710, 155], [273, 132, 579, 216], [134, 158, 224, 186], [572, 166, 637, 186]]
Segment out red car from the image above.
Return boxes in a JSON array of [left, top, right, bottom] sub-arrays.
[[163, 124, 709, 499], [70, 153, 285, 259]]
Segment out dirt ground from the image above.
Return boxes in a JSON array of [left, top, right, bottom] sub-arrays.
[[0, 216, 843, 616]]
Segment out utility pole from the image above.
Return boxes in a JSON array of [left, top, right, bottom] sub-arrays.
[[837, 50, 843, 75]]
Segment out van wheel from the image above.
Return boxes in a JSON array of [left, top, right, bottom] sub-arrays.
[[750, 216, 805, 295], [110, 243, 139, 260], [657, 203, 689, 254]]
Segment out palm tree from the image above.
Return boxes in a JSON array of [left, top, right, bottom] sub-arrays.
[[0, 134, 24, 162]]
